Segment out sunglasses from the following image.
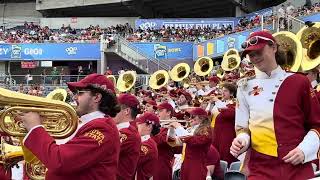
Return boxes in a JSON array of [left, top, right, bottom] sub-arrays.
[[74, 89, 90, 95], [241, 36, 275, 49]]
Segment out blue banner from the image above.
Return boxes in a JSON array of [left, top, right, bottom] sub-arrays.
[[193, 25, 273, 60], [135, 18, 236, 30], [300, 13, 320, 22], [131, 42, 193, 60], [0, 43, 100, 61]]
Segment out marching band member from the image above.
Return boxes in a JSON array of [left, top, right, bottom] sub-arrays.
[[204, 76, 220, 96], [212, 84, 239, 165], [205, 145, 224, 180], [144, 100, 157, 113], [168, 107, 212, 180], [135, 112, 161, 180], [19, 74, 121, 180], [152, 102, 181, 180], [231, 31, 320, 179], [114, 93, 141, 180], [176, 90, 192, 110], [306, 66, 319, 90]]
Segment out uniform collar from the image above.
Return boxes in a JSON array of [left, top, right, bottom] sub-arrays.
[[311, 80, 318, 89], [255, 66, 285, 79], [141, 135, 150, 142], [80, 111, 105, 125], [117, 122, 130, 130]]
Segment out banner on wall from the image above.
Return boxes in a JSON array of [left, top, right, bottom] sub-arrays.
[[130, 42, 193, 60], [0, 43, 100, 61], [193, 25, 273, 60], [135, 18, 236, 30]]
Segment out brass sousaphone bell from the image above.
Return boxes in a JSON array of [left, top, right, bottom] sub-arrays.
[[149, 70, 170, 90], [46, 88, 68, 102], [169, 63, 191, 82], [273, 31, 302, 72], [117, 71, 137, 92], [221, 48, 241, 71], [296, 22, 320, 71], [194, 56, 214, 76], [106, 75, 116, 86]]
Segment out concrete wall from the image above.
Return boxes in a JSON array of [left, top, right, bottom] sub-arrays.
[[40, 17, 137, 29], [0, 2, 42, 28], [36, 0, 129, 10]]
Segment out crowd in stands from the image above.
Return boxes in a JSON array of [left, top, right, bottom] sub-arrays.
[[0, 2, 317, 44]]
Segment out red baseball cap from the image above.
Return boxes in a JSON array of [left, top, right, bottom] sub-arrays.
[[117, 93, 139, 108], [136, 112, 160, 126], [67, 73, 115, 93], [147, 100, 157, 107], [157, 102, 174, 113], [209, 76, 220, 84], [188, 107, 208, 117], [241, 30, 276, 58]]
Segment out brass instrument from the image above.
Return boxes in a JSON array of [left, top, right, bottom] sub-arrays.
[[221, 49, 241, 72], [46, 88, 67, 102], [106, 75, 116, 85], [194, 56, 214, 76], [216, 67, 224, 79], [0, 137, 24, 169], [117, 71, 137, 92], [0, 88, 78, 180], [169, 63, 191, 82], [296, 22, 320, 71], [149, 70, 170, 90], [273, 31, 303, 72]]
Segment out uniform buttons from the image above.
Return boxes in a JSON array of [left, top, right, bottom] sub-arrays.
[[275, 85, 279, 88], [269, 99, 274, 102], [279, 79, 283, 82], [272, 92, 276, 95]]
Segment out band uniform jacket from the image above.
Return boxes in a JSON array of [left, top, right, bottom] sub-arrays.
[[136, 136, 158, 180], [117, 122, 141, 180], [152, 128, 182, 180], [180, 127, 212, 180], [236, 67, 320, 180], [24, 117, 120, 180], [212, 105, 238, 165]]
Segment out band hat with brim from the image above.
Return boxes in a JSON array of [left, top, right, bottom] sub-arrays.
[[135, 112, 160, 126], [67, 73, 115, 93], [241, 31, 276, 59]]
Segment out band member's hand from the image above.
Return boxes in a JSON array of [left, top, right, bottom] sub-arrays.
[[170, 122, 182, 128], [230, 137, 246, 157], [18, 112, 42, 131], [282, 147, 305, 165]]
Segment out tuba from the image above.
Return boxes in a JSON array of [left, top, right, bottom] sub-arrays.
[[221, 49, 241, 72], [194, 56, 214, 76], [106, 75, 116, 86], [116, 71, 137, 92], [273, 31, 303, 72], [169, 63, 191, 82], [0, 137, 24, 170], [0, 88, 78, 180], [296, 22, 320, 71], [149, 70, 170, 90], [46, 88, 68, 102]]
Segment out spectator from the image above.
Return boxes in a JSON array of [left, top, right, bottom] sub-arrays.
[[50, 67, 60, 85]]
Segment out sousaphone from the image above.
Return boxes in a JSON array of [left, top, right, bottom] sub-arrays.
[[149, 70, 170, 90], [117, 71, 137, 92], [169, 63, 191, 82], [194, 56, 214, 76], [221, 49, 241, 72], [296, 22, 320, 71], [46, 88, 68, 102], [106, 75, 116, 86], [273, 31, 302, 72]]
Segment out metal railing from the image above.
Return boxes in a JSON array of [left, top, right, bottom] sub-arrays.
[[0, 74, 151, 89], [115, 35, 171, 73], [276, 14, 305, 33]]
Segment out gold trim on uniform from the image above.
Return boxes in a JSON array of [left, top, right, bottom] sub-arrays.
[[119, 133, 128, 143], [141, 145, 149, 155], [84, 129, 105, 146]]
